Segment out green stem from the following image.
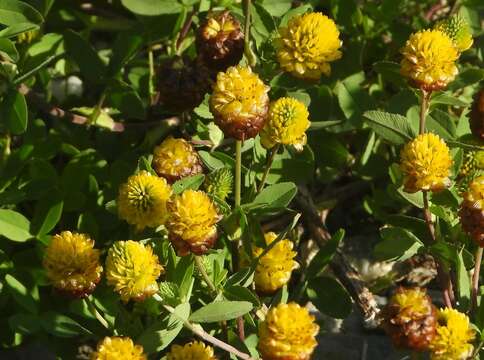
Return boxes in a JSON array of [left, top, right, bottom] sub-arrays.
[[148, 47, 155, 104], [242, 0, 256, 67], [235, 140, 242, 207], [194, 255, 218, 297], [153, 295, 253, 360], [89, 92, 107, 125], [419, 89, 430, 134], [86, 297, 109, 329], [471, 247, 483, 315], [257, 144, 280, 194], [14, 53, 65, 85], [1, 132, 11, 166], [472, 338, 484, 359]]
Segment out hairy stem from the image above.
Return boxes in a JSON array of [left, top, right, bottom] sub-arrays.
[[257, 144, 280, 194], [235, 140, 242, 207], [243, 0, 256, 67], [148, 47, 155, 105], [471, 247, 483, 314], [89, 92, 107, 125], [158, 299, 253, 360], [419, 89, 430, 134], [194, 255, 218, 297]]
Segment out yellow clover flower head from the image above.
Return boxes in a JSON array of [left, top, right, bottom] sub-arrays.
[[167, 341, 216, 360], [258, 302, 319, 360], [400, 133, 453, 193], [210, 65, 270, 140], [383, 287, 437, 351], [91, 336, 146, 360], [167, 190, 220, 256], [459, 176, 484, 246], [434, 15, 473, 53], [106, 240, 163, 302], [117, 171, 172, 231], [253, 232, 298, 294], [275, 12, 342, 80], [261, 97, 310, 151], [429, 308, 475, 360], [152, 137, 203, 183], [43, 231, 102, 298], [400, 29, 459, 91]]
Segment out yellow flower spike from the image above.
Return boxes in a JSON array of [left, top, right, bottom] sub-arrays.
[[275, 12, 342, 81], [258, 302, 319, 360], [210, 65, 270, 140], [152, 137, 203, 183], [105, 241, 163, 302], [400, 133, 453, 193], [253, 232, 298, 294], [382, 287, 437, 351], [166, 341, 217, 360], [400, 29, 459, 91], [43, 231, 102, 298], [260, 97, 310, 151], [429, 308, 475, 360], [459, 176, 484, 246], [166, 189, 220, 256], [91, 336, 146, 360], [117, 171, 172, 231]]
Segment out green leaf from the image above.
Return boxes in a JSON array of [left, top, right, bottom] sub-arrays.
[[0, 37, 18, 61], [249, 182, 297, 210], [0, 22, 38, 38], [456, 249, 470, 310], [108, 32, 143, 77], [189, 300, 253, 323], [306, 229, 345, 279], [30, 191, 63, 236], [172, 174, 205, 195], [1, 89, 28, 135], [137, 302, 189, 353], [0, 209, 32, 242], [363, 110, 415, 145], [121, 0, 182, 16], [308, 120, 343, 131], [5, 274, 38, 314], [41, 311, 92, 337], [374, 227, 424, 261], [336, 72, 375, 126], [427, 109, 457, 140], [258, 0, 292, 17], [64, 30, 105, 84], [307, 277, 352, 319], [430, 92, 469, 107], [224, 286, 260, 307], [8, 313, 41, 334], [0, 0, 43, 26]]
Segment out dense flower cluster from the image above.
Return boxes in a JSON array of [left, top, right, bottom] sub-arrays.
[[166, 190, 220, 256], [105, 241, 163, 302], [400, 133, 453, 193], [260, 97, 310, 151], [400, 29, 459, 90], [429, 308, 475, 360], [43, 231, 102, 298], [166, 341, 216, 360], [258, 302, 319, 360], [253, 232, 298, 294], [275, 12, 342, 80], [91, 337, 146, 360], [210, 65, 270, 140], [117, 171, 172, 231], [459, 176, 484, 245], [382, 287, 437, 351], [152, 137, 203, 183]]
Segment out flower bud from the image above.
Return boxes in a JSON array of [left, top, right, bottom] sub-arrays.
[[382, 287, 437, 351], [158, 56, 211, 112], [470, 89, 484, 140], [166, 190, 220, 256], [400, 133, 453, 193], [152, 137, 203, 183], [434, 15, 473, 53], [204, 167, 233, 201], [106, 241, 163, 302], [459, 176, 484, 246], [196, 11, 244, 71], [400, 30, 459, 91], [210, 65, 270, 140], [258, 302, 319, 360], [43, 231, 102, 298]]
